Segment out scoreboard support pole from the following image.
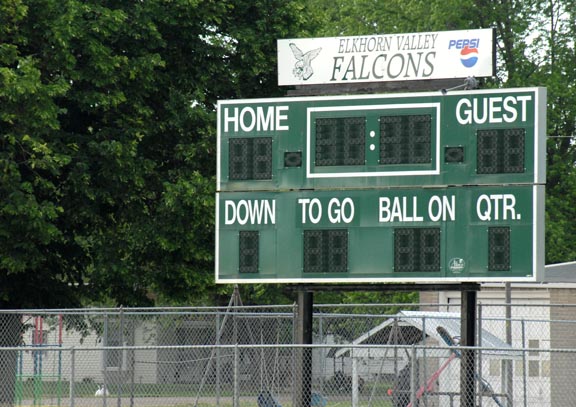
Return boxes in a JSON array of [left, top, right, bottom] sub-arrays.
[[294, 290, 313, 407], [461, 288, 478, 407]]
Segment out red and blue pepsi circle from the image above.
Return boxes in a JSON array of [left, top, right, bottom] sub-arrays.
[[460, 45, 479, 68]]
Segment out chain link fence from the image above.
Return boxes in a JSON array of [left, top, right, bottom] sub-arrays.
[[1, 303, 576, 406]]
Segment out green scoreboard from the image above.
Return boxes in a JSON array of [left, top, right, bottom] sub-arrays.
[[216, 88, 546, 283]]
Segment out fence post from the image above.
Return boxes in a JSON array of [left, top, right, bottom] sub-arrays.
[[421, 317, 427, 406], [504, 283, 513, 407], [292, 303, 297, 407], [522, 319, 527, 407], [319, 313, 325, 394], [260, 322, 264, 392], [352, 347, 358, 407], [129, 319, 135, 407], [117, 307, 123, 407], [393, 316, 399, 378], [103, 313, 108, 407], [410, 345, 417, 407], [216, 312, 221, 407], [234, 344, 239, 407], [70, 347, 75, 407], [478, 303, 483, 407]]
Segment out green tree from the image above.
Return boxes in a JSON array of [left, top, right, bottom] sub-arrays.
[[530, 1, 576, 263], [0, 0, 78, 309], [306, 0, 477, 37], [1, 0, 312, 312]]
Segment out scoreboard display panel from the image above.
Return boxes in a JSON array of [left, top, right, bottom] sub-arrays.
[[218, 88, 545, 191], [217, 186, 542, 282], [216, 88, 546, 283]]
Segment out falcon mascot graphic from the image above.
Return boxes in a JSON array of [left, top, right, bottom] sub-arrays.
[[290, 43, 322, 81]]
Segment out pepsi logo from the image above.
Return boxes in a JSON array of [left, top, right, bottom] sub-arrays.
[[460, 45, 479, 68]]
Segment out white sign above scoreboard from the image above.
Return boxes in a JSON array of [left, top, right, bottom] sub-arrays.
[[277, 28, 495, 86]]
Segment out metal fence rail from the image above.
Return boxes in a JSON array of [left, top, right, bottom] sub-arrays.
[[0, 304, 575, 406], [2, 344, 576, 407]]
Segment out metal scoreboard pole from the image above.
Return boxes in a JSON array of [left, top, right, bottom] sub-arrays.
[[294, 290, 313, 407], [461, 288, 478, 407]]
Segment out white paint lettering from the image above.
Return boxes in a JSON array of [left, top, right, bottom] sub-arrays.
[[328, 197, 355, 224], [257, 106, 274, 131], [225, 200, 237, 225], [503, 194, 517, 220], [223, 106, 290, 133], [477, 194, 491, 221], [224, 200, 276, 225], [502, 96, 518, 123], [276, 106, 290, 131], [378, 196, 422, 222], [298, 198, 322, 224], [473, 98, 488, 124], [456, 99, 472, 125], [428, 195, 456, 221], [391, 197, 403, 221], [476, 194, 519, 221], [516, 95, 531, 122], [456, 95, 533, 125], [239, 108, 256, 132], [224, 107, 239, 133], [489, 97, 502, 123], [379, 197, 392, 222]]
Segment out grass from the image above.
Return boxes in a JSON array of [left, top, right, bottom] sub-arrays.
[[15, 378, 207, 398], [14, 379, 394, 407]]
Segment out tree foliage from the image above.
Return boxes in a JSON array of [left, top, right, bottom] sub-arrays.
[[0, 0, 311, 309]]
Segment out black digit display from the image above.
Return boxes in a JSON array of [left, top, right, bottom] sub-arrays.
[[239, 231, 259, 273], [488, 227, 510, 271], [229, 137, 272, 180], [303, 230, 348, 273], [394, 228, 440, 272], [477, 129, 525, 174], [380, 115, 432, 165], [315, 117, 365, 166]]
